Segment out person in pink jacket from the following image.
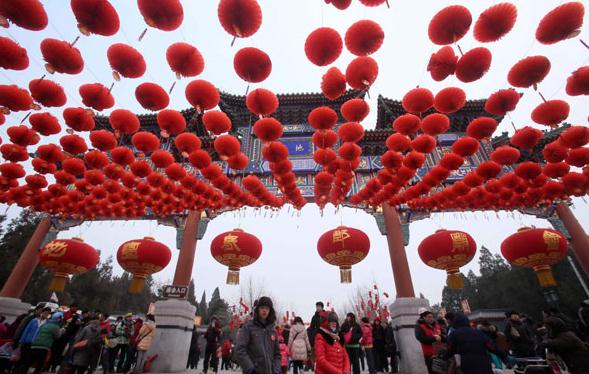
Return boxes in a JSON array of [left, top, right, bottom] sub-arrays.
[[279, 336, 289, 374], [360, 317, 376, 374]]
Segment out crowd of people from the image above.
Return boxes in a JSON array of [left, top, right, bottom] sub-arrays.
[[3, 299, 589, 374], [0, 305, 157, 374], [415, 304, 589, 374]]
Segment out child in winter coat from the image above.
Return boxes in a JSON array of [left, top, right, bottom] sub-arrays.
[[279, 336, 289, 374]]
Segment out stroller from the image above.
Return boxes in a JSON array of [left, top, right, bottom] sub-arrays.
[[510, 350, 570, 374]]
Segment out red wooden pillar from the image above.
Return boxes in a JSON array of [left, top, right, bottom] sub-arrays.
[[556, 203, 589, 278], [0, 216, 52, 298], [172, 211, 200, 286], [382, 203, 416, 298]]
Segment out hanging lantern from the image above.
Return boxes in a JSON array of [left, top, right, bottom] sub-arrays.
[[317, 226, 370, 283], [117, 237, 172, 292], [501, 227, 568, 287], [39, 237, 100, 292], [417, 229, 476, 289], [210, 228, 262, 284]]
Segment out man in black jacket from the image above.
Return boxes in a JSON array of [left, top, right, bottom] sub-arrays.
[[307, 301, 324, 348], [204, 317, 221, 374], [234, 296, 281, 374]]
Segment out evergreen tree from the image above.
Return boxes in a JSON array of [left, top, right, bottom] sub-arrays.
[[187, 279, 197, 305], [207, 287, 230, 326], [197, 291, 207, 319]]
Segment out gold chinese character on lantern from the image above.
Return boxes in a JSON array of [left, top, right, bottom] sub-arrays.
[[450, 233, 469, 252], [43, 241, 68, 258], [223, 234, 241, 251], [333, 229, 350, 245], [121, 241, 140, 260], [543, 231, 561, 251]]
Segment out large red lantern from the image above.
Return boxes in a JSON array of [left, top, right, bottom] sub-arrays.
[[117, 237, 172, 292], [417, 229, 476, 289], [210, 228, 262, 285], [39, 238, 100, 292], [501, 227, 567, 288], [317, 226, 370, 283]]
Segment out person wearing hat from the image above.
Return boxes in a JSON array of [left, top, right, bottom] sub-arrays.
[[314, 311, 350, 374], [27, 312, 63, 374], [414, 307, 443, 374], [234, 296, 281, 374], [308, 301, 324, 348]]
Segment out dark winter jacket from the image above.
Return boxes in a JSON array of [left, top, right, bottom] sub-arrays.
[[384, 324, 397, 354], [415, 318, 442, 357], [372, 323, 385, 349], [542, 317, 589, 374], [447, 314, 503, 374], [314, 329, 350, 374], [340, 320, 362, 347], [205, 325, 221, 348], [504, 319, 535, 357], [308, 311, 322, 347], [72, 320, 102, 367], [234, 318, 281, 374]]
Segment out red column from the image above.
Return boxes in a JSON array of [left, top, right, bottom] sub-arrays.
[[172, 211, 200, 286], [556, 202, 589, 277], [0, 216, 52, 298], [382, 203, 415, 298]]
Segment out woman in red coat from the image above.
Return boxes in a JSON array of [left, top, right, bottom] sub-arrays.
[[315, 311, 350, 374]]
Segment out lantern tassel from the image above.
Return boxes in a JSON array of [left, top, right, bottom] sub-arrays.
[[446, 270, 465, 289], [535, 266, 557, 288], [129, 275, 145, 293], [48, 273, 68, 292], [340, 266, 352, 283], [227, 268, 240, 285]]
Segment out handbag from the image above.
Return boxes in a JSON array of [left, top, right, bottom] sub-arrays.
[[73, 339, 88, 350], [431, 356, 447, 374], [344, 330, 352, 344]]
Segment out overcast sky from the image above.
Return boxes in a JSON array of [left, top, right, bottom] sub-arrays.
[[1, 0, 589, 320]]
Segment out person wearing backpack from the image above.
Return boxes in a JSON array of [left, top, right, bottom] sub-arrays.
[[288, 317, 311, 374], [340, 313, 362, 374]]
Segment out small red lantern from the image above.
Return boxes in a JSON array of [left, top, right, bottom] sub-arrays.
[[210, 228, 262, 285], [117, 237, 172, 292], [501, 227, 568, 288], [39, 237, 99, 292], [418, 229, 476, 289], [317, 226, 370, 283]]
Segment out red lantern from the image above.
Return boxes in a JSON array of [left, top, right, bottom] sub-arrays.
[[217, 0, 262, 39], [485, 88, 520, 116], [456, 47, 492, 83], [210, 228, 262, 284], [428, 5, 472, 45], [474, 2, 517, 42], [321, 67, 347, 100], [0, 0, 48, 31], [345, 56, 378, 90], [344, 20, 384, 56], [317, 226, 370, 283], [29, 79, 66, 107], [40, 38, 84, 75], [39, 237, 99, 292], [418, 229, 476, 288], [233, 47, 272, 83], [135, 82, 169, 111], [79, 83, 115, 111], [117, 237, 172, 292], [107, 43, 146, 79], [305, 27, 343, 66], [501, 227, 568, 287], [71, 0, 120, 36], [535, 2, 585, 45], [427, 46, 458, 81], [138, 0, 183, 31], [166, 42, 204, 78]]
